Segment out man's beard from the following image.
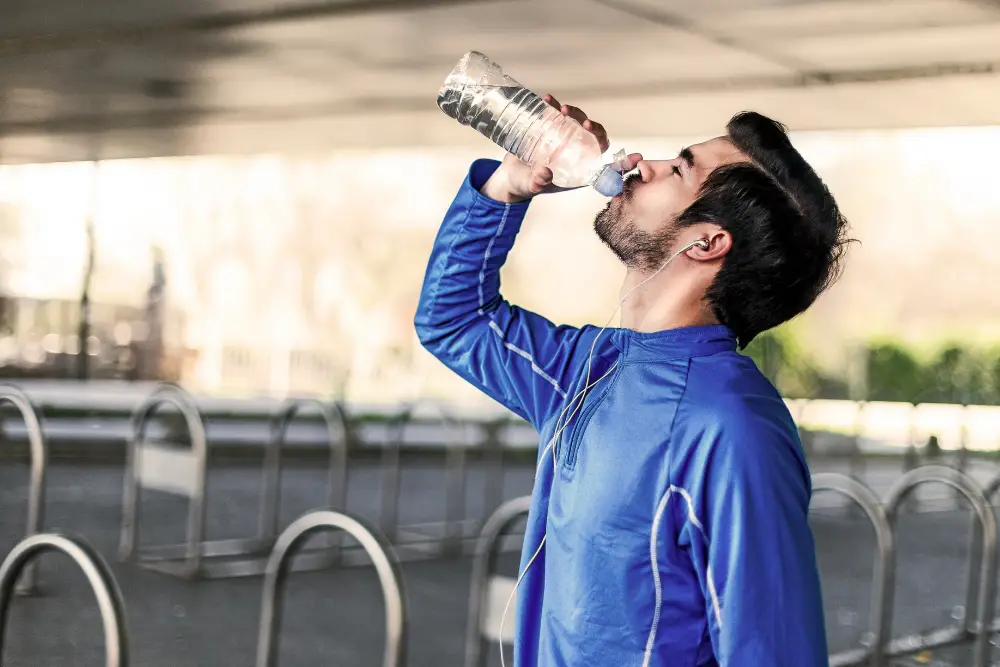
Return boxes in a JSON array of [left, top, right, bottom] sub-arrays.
[[594, 175, 678, 272]]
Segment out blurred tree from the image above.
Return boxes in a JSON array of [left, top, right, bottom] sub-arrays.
[[742, 327, 847, 399], [990, 352, 1000, 405], [749, 334, 1000, 406], [809, 371, 851, 400], [743, 330, 786, 385], [865, 342, 924, 403], [918, 343, 991, 405]]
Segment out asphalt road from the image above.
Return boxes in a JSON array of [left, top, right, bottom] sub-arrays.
[[3, 458, 1000, 666]]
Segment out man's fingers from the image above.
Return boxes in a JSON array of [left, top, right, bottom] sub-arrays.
[[542, 96, 620, 162], [527, 166, 553, 193], [583, 119, 610, 153], [621, 152, 643, 172], [560, 104, 589, 125], [584, 119, 605, 136]]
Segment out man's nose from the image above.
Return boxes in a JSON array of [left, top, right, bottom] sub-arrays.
[[637, 159, 676, 183], [637, 161, 656, 183]]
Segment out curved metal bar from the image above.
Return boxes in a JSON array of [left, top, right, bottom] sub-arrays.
[[379, 398, 466, 548], [0, 384, 48, 595], [119, 383, 208, 577], [481, 413, 514, 528], [0, 533, 130, 667], [883, 465, 998, 667], [378, 405, 410, 540], [465, 495, 533, 667], [255, 509, 407, 667], [441, 405, 470, 554], [811, 473, 894, 667], [848, 402, 868, 481], [965, 473, 1000, 642], [258, 398, 349, 541], [146, 381, 201, 410], [983, 474, 1000, 503]]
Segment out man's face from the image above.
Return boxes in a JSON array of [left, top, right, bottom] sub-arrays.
[[594, 136, 747, 270]]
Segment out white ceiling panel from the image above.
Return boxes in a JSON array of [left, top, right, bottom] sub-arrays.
[[2, 0, 1000, 163], [780, 22, 1000, 69], [697, 0, 997, 36]]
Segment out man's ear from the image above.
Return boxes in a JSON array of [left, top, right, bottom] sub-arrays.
[[686, 228, 731, 261]]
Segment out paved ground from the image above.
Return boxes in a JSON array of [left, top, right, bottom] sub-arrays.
[[3, 457, 1000, 666]]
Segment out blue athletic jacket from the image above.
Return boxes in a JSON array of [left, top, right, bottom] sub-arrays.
[[415, 159, 828, 667]]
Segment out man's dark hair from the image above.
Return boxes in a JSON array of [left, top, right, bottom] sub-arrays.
[[676, 111, 852, 349]]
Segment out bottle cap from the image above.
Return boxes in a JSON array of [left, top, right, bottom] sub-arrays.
[[610, 148, 629, 173], [592, 165, 624, 197]]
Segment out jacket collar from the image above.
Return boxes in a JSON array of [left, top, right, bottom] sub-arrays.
[[612, 324, 737, 362]]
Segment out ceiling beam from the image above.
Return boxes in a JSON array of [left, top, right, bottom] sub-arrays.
[[589, 0, 816, 79], [0, 0, 488, 56], [2, 59, 998, 137]]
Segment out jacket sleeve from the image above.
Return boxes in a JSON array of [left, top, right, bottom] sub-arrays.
[[414, 158, 598, 430], [680, 404, 829, 666]]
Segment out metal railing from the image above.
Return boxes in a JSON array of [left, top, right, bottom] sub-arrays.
[[0, 532, 130, 667], [466, 469, 1000, 667], [255, 509, 407, 667], [8, 390, 1000, 458], [0, 384, 49, 596], [257, 397, 349, 567], [119, 383, 210, 578], [878, 466, 998, 667], [464, 495, 532, 667], [259, 398, 349, 542], [811, 473, 894, 667], [119, 384, 350, 578], [379, 399, 480, 558]]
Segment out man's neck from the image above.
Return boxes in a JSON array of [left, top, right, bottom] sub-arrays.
[[618, 266, 718, 333]]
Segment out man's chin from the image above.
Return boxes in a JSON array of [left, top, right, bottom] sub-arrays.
[[592, 213, 621, 256]]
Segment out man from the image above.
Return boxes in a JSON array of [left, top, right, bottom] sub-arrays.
[[415, 94, 849, 666]]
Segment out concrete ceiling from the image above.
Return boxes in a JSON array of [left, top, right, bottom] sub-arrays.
[[2, 0, 1000, 163]]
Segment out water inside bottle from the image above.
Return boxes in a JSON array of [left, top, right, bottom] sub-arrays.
[[437, 82, 553, 161]]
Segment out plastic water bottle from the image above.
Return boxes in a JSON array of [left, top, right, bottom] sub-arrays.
[[437, 51, 626, 197]]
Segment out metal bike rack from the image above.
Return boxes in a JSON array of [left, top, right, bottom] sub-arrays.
[[256, 398, 349, 569], [378, 399, 474, 558], [0, 533, 130, 667], [848, 402, 869, 484], [479, 413, 515, 532], [0, 384, 48, 596], [119, 383, 210, 578], [464, 495, 532, 667], [811, 473, 895, 667], [951, 445, 970, 510], [121, 385, 351, 578], [255, 509, 407, 667], [970, 474, 1000, 637], [882, 466, 998, 667], [464, 471, 1000, 667]]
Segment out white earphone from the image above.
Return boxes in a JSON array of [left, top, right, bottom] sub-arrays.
[[497, 237, 711, 667]]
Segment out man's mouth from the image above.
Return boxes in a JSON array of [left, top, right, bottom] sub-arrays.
[[618, 172, 641, 199]]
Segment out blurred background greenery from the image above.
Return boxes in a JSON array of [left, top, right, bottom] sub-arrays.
[[744, 328, 1000, 405]]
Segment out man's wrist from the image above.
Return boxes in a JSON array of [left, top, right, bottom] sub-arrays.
[[468, 159, 533, 206], [480, 169, 529, 204]]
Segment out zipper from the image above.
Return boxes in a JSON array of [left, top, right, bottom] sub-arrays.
[[562, 363, 622, 470]]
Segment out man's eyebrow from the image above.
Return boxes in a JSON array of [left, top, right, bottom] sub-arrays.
[[680, 146, 695, 168]]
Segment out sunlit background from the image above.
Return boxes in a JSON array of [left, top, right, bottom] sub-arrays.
[[3, 126, 1000, 407]]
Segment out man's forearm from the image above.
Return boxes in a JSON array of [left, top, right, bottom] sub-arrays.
[[480, 163, 531, 204]]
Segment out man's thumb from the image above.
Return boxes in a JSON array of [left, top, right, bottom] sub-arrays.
[[526, 167, 553, 194]]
